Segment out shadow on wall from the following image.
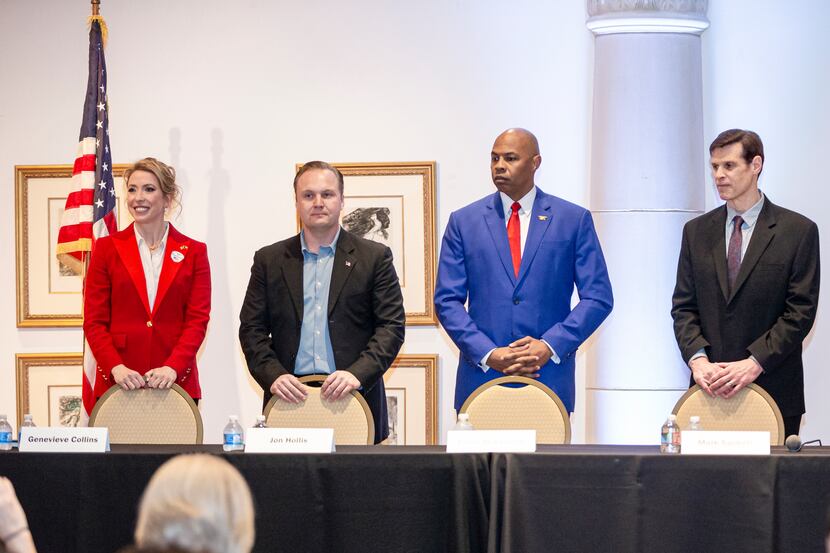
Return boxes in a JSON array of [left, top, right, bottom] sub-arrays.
[[169, 127, 244, 434]]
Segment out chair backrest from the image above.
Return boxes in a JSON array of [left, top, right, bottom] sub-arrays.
[[263, 375, 374, 445], [672, 383, 785, 445], [459, 376, 571, 444], [89, 384, 203, 444]]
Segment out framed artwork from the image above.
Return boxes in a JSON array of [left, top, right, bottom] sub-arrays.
[[295, 161, 437, 325], [16, 353, 84, 428], [382, 354, 438, 445], [15, 164, 129, 326]]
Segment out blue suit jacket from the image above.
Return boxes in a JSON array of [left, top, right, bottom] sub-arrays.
[[435, 188, 613, 412]]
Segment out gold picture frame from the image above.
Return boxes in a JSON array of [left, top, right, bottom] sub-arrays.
[[16, 353, 84, 428], [15, 164, 129, 326], [295, 161, 438, 325], [382, 354, 438, 445]]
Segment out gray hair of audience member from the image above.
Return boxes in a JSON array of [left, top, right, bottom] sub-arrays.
[[134, 454, 255, 553]]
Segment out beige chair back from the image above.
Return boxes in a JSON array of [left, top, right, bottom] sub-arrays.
[[89, 384, 203, 444], [459, 376, 571, 444], [672, 383, 785, 445], [264, 375, 374, 445]]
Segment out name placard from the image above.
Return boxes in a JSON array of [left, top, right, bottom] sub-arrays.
[[681, 430, 770, 455], [19, 427, 109, 453], [446, 430, 537, 453], [245, 428, 335, 453]]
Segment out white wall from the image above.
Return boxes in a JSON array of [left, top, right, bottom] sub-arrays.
[[1, 0, 827, 443], [0, 0, 593, 442]]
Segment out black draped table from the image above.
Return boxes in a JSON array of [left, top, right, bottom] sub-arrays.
[[0, 446, 491, 553], [1, 445, 830, 553]]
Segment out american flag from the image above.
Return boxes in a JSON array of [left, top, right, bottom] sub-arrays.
[[55, 17, 116, 423]]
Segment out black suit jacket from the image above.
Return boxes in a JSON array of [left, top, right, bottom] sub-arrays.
[[239, 229, 405, 443], [672, 197, 820, 417]]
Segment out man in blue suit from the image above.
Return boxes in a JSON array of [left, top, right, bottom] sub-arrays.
[[435, 128, 613, 413]]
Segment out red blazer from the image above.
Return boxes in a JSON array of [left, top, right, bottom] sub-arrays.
[[83, 223, 211, 399]]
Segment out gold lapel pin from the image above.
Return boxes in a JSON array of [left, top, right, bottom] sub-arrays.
[[538, 215, 549, 221], [180, 245, 188, 250]]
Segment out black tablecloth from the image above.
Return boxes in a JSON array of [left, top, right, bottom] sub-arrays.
[[489, 445, 830, 553], [2, 445, 830, 553], [0, 446, 491, 553]]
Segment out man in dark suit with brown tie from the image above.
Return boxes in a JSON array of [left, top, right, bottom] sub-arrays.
[[239, 161, 405, 443], [672, 129, 820, 437]]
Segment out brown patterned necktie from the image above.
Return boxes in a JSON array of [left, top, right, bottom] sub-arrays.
[[727, 215, 744, 293]]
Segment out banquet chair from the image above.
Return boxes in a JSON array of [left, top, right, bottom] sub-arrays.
[[459, 376, 571, 444], [672, 383, 785, 445], [89, 383, 203, 444], [263, 375, 374, 445]]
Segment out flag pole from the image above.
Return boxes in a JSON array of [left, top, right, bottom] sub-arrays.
[[91, 0, 100, 16]]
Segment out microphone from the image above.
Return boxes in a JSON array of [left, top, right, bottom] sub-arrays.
[[785, 435, 823, 452], [785, 435, 801, 451]]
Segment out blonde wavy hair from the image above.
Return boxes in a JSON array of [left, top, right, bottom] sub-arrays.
[[123, 157, 182, 213], [135, 454, 255, 553]]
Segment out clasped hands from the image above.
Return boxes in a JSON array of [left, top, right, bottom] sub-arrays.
[[690, 356, 763, 399], [270, 370, 360, 404], [112, 364, 177, 390], [487, 336, 552, 378]]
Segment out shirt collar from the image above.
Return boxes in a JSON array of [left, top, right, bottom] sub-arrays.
[[499, 186, 537, 217], [726, 190, 765, 229], [134, 223, 170, 251], [300, 226, 341, 255]]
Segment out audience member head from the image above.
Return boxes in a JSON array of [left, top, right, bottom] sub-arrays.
[[0, 477, 36, 553], [134, 454, 255, 553]]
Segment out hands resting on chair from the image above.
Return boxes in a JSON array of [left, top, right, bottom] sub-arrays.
[[112, 364, 177, 391], [690, 356, 763, 398], [270, 370, 361, 404]]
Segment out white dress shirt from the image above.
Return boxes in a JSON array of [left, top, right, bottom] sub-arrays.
[[134, 223, 169, 312]]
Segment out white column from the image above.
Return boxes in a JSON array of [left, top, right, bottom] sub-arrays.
[[585, 0, 709, 443]]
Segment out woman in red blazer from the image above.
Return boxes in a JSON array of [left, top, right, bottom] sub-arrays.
[[83, 158, 210, 401]]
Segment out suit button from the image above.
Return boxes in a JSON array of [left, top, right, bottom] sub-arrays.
[[146, 320, 153, 328], [513, 298, 520, 305]]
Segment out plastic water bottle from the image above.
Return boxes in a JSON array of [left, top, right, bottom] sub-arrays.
[[19, 414, 36, 442], [222, 415, 244, 452], [454, 413, 474, 431], [688, 416, 702, 431], [660, 414, 680, 453], [0, 415, 13, 451], [253, 415, 267, 429]]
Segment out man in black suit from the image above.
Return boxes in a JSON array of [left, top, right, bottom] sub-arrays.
[[672, 129, 820, 437], [239, 161, 405, 443]]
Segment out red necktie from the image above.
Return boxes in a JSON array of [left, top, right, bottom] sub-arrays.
[[507, 202, 521, 277]]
